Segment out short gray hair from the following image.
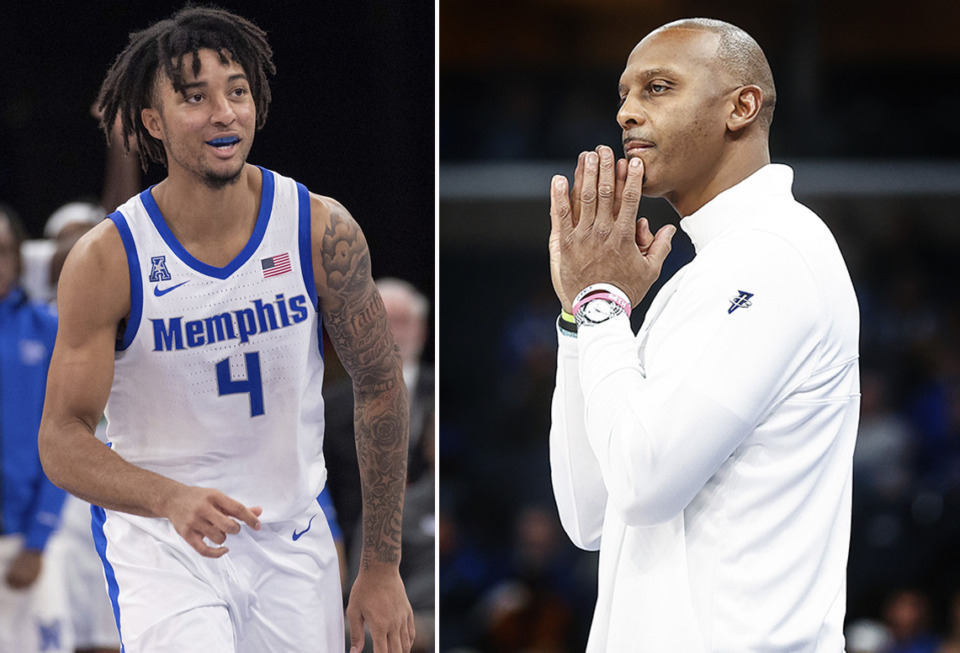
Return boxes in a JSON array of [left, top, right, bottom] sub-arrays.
[[376, 277, 429, 321]]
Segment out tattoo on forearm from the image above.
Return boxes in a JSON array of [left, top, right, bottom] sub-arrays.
[[321, 209, 409, 567], [354, 393, 408, 566]]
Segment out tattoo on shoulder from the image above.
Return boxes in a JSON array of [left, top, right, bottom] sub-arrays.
[[321, 211, 396, 391], [322, 211, 369, 302]]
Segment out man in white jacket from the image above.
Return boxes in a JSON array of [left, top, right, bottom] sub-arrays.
[[548, 18, 859, 653]]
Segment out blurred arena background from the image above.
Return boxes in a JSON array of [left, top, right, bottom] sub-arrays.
[[440, 1, 960, 652]]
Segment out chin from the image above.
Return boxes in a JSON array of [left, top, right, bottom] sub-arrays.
[[203, 163, 246, 190], [639, 173, 663, 198], [203, 172, 243, 190]]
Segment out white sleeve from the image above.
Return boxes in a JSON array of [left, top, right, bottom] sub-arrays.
[[577, 235, 823, 527], [549, 324, 607, 551]]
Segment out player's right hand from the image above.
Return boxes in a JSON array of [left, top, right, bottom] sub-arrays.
[[160, 485, 262, 558]]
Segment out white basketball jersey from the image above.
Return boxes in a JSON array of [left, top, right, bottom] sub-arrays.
[[105, 167, 326, 523]]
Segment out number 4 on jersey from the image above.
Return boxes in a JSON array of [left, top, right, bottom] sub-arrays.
[[216, 352, 265, 417]]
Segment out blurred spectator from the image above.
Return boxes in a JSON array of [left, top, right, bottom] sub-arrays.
[[854, 370, 917, 501], [846, 619, 894, 653], [20, 202, 103, 303], [905, 342, 960, 490], [438, 507, 502, 651], [481, 505, 575, 653], [937, 589, 960, 653], [0, 207, 69, 652], [377, 276, 434, 466], [883, 588, 942, 653]]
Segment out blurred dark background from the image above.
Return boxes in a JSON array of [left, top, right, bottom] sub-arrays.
[[440, 1, 960, 652], [0, 0, 434, 306]]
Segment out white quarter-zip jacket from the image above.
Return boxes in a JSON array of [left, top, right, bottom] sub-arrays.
[[550, 164, 860, 652]]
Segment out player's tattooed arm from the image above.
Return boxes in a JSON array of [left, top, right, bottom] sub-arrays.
[[313, 195, 409, 568]]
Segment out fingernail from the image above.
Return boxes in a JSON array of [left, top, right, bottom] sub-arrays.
[[553, 176, 566, 190], [587, 152, 598, 165], [630, 157, 641, 168]]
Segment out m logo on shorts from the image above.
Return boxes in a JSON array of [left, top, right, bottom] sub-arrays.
[[149, 255, 172, 282], [37, 619, 61, 651]]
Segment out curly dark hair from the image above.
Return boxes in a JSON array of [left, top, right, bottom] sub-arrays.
[[96, 5, 276, 171]]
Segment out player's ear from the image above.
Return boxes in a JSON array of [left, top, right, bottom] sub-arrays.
[[141, 107, 163, 141], [727, 85, 763, 133]]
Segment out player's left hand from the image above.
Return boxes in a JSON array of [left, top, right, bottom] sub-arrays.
[[550, 144, 676, 308], [346, 563, 415, 653], [5, 549, 42, 589]]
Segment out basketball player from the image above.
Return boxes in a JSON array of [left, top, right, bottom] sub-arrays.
[[38, 7, 413, 653], [548, 19, 860, 652]]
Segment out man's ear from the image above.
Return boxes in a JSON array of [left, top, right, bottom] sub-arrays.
[[727, 85, 763, 133], [141, 107, 163, 141]]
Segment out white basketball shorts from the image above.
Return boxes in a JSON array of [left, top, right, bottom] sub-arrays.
[[92, 498, 343, 652]]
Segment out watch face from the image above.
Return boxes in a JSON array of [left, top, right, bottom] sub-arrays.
[[584, 300, 614, 321], [577, 298, 621, 326]]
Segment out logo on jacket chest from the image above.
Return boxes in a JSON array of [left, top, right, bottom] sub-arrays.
[[728, 290, 754, 314]]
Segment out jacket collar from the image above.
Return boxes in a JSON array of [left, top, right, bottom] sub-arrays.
[[679, 164, 794, 254]]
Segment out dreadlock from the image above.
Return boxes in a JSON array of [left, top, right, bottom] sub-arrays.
[[96, 5, 276, 171]]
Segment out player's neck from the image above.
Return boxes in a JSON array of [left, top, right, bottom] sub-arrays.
[[150, 164, 262, 265], [153, 164, 261, 238]]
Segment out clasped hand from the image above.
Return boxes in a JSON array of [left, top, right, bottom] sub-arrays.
[[549, 145, 676, 313]]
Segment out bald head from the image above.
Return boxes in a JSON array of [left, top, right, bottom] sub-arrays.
[[651, 18, 776, 130]]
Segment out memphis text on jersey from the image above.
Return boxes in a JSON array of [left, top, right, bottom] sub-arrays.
[[151, 293, 310, 352]]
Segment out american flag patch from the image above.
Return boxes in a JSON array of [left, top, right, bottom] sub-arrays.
[[261, 252, 292, 278]]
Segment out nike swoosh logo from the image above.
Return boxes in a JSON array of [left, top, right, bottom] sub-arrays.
[[292, 514, 317, 541], [153, 280, 190, 297]]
